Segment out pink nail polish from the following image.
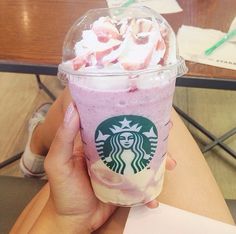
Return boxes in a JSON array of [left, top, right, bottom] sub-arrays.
[[64, 103, 75, 124]]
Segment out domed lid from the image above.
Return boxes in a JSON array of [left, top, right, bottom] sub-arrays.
[[58, 7, 187, 79]]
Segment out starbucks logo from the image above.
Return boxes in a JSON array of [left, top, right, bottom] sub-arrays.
[[95, 115, 158, 175]]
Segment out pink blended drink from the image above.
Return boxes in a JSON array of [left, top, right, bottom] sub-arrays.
[[59, 7, 187, 206]]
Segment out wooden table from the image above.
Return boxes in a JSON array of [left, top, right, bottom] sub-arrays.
[[0, 0, 106, 75], [0, 0, 235, 89], [164, 0, 236, 90]]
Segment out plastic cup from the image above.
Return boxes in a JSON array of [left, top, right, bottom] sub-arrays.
[[58, 7, 187, 206]]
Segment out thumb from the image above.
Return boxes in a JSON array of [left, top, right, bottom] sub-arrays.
[[45, 103, 80, 171], [165, 152, 177, 170]]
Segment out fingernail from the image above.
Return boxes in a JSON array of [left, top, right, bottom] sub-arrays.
[[151, 199, 159, 208], [147, 199, 159, 209], [64, 103, 75, 124], [166, 152, 177, 169], [169, 153, 177, 167], [172, 159, 177, 167]]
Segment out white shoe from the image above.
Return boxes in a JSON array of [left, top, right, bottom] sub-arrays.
[[20, 103, 52, 178]]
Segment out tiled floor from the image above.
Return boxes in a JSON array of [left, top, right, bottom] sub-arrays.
[[0, 72, 236, 200]]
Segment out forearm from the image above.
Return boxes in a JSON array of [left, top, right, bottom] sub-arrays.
[[29, 198, 90, 234]]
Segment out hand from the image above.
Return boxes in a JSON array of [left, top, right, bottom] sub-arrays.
[[43, 103, 177, 231], [44, 103, 116, 233]]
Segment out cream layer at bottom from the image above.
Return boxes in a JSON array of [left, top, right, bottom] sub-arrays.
[[90, 158, 166, 206]]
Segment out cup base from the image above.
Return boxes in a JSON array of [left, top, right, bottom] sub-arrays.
[[94, 171, 165, 207]]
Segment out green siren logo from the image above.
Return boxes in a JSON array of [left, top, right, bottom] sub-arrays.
[[95, 115, 158, 175]]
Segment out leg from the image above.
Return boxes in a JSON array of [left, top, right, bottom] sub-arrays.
[[159, 110, 234, 223], [20, 87, 72, 177], [10, 184, 50, 233], [30, 87, 72, 156]]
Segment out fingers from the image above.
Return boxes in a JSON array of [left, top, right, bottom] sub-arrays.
[[45, 103, 80, 171], [145, 199, 159, 209], [165, 152, 177, 171]]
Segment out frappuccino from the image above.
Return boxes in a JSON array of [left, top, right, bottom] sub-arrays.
[[58, 7, 187, 206]]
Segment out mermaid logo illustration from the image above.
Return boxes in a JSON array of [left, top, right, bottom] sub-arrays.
[[95, 115, 158, 175]]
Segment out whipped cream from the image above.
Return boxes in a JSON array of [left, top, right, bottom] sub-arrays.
[[69, 16, 175, 71]]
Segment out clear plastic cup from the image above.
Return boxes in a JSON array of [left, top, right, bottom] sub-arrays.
[[58, 7, 187, 206]]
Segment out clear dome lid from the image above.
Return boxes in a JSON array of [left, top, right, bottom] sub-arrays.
[[58, 7, 187, 81]]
